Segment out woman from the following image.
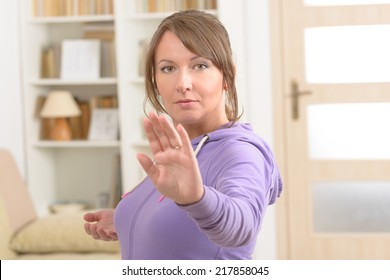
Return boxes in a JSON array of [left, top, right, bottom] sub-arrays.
[[84, 9, 282, 260]]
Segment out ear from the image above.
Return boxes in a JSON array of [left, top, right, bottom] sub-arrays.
[[223, 82, 228, 91]]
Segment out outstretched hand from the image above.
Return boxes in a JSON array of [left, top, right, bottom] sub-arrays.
[[83, 209, 118, 241], [136, 112, 204, 205]]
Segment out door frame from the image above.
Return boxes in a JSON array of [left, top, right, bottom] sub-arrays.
[[269, 0, 291, 259], [269, 0, 390, 259]]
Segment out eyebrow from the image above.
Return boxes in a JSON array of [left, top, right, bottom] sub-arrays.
[[156, 55, 203, 65]]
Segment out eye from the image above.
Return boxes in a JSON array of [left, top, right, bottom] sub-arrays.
[[194, 63, 208, 71], [160, 65, 175, 73]]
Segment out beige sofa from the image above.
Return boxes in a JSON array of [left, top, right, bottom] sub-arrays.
[[0, 149, 120, 260]]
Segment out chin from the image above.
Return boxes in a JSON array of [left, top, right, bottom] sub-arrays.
[[173, 115, 201, 126]]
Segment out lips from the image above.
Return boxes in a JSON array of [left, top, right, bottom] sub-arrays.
[[175, 99, 198, 104]]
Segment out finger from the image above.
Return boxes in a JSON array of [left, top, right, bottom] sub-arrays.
[[143, 117, 164, 155], [149, 112, 171, 151], [108, 233, 118, 240], [83, 212, 97, 223], [89, 224, 100, 240], [159, 115, 183, 149], [137, 153, 157, 176], [176, 124, 193, 154], [84, 223, 92, 235], [96, 227, 110, 241], [105, 229, 118, 240]]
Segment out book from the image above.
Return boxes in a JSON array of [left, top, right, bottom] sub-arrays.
[[36, 96, 55, 140], [68, 98, 84, 140], [40, 45, 61, 78], [60, 39, 101, 80], [78, 101, 91, 139], [64, 0, 74, 16], [89, 95, 118, 109], [40, 46, 55, 78], [100, 40, 116, 77], [69, 115, 83, 139], [32, 0, 114, 17], [32, 0, 41, 17], [84, 22, 115, 36], [83, 23, 116, 77]]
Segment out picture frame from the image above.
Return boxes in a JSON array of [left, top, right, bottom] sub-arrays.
[[60, 39, 101, 80], [88, 108, 119, 141]]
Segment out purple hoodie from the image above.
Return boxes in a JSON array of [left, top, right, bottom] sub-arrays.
[[114, 123, 283, 259]]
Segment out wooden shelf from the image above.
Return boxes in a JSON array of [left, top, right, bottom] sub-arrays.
[[126, 9, 217, 20], [33, 140, 120, 148], [30, 78, 117, 86], [29, 15, 115, 24]]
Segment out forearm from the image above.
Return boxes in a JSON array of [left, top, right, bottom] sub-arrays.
[[179, 186, 264, 247]]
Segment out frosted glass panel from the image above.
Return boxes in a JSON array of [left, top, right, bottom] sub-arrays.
[[303, 0, 390, 6], [305, 25, 390, 83], [305, 0, 390, 5], [312, 182, 390, 232], [307, 103, 390, 159]]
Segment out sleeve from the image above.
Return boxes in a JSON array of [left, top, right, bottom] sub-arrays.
[[178, 141, 281, 247]]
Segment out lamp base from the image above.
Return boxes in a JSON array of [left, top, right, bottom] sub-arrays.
[[50, 118, 72, 141]]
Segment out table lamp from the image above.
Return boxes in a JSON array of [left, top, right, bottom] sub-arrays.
[[40, 91, 81, 141]]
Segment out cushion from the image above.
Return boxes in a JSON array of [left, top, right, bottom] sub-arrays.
[[9, 211, 120, 254]]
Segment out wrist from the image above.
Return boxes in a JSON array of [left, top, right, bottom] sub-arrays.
[[176, 187, 205, 206]]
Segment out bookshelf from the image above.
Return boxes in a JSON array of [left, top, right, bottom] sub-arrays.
[[20, 0, 239, 215]]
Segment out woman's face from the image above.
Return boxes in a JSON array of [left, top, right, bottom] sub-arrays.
[[154, 31, 228, 136]]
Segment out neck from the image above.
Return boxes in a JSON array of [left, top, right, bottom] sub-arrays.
[[178, 120, 230, 140]]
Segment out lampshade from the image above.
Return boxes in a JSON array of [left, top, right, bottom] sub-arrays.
[[40, 91, 81, 118]]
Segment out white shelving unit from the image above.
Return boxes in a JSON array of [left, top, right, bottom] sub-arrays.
[[20, 0, 120, 215], [20, 0, 245, 215]]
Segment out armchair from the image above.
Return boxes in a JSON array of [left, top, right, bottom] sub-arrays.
[[0, 149, 120, 259]]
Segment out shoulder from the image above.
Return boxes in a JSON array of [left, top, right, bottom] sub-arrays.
[[207, 123, 274, 159], [199, 124, 274, 171]]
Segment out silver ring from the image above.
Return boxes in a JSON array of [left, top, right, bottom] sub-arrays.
[[174, 146, 182, 150]]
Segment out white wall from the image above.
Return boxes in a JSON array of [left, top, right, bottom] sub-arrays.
[[0, 0, 25, 176], [244, 0, 278, 259], [0, 0, 278, 259], [219, 0, 277, 259]]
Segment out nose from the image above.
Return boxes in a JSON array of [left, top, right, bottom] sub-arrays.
[[176, 70, 192, 93]]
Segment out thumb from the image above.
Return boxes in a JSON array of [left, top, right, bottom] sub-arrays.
[[83, 212, 99, 223], [137, 153, 155, 175]]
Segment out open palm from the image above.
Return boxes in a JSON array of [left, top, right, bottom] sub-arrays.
[[136, 112, 204, 205]]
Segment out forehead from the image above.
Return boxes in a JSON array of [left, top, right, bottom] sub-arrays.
[[158, 31, 182, 47], [155, 31, 197, 60]]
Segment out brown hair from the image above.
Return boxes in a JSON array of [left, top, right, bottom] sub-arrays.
[[144, 9, 241, 123]]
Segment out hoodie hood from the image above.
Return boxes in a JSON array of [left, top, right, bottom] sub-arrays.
[[191, 122, 283, 204], [192, 122, 264, 145]]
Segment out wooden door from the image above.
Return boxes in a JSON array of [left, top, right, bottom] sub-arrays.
[[271, 0, 390, 259]]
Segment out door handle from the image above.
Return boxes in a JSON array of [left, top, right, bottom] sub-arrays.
[[291, 80, 311, 120]]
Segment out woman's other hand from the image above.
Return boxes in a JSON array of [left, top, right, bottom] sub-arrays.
[[83, 209, 118, 241]]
